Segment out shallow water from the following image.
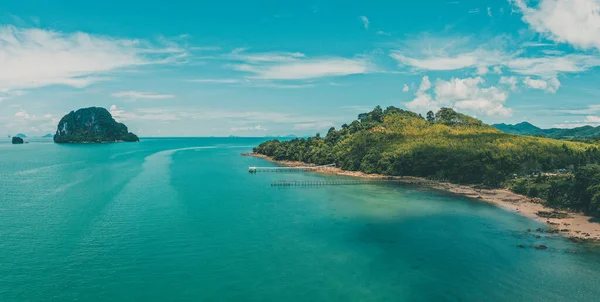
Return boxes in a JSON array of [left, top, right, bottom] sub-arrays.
[[1, 138, 600, 301]]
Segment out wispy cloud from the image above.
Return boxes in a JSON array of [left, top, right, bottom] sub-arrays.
[[225, 48, 306, 62], [293, 121, 335, 131], [389, 34, 600, 91], [188, 78, 314, 89], [341, 105, 374, 112], [0, 25, 186, 94], [231, 57, 371, 80], [188, 79, 241, 84], [6, 108, 59, 134], [230, 125, 267, 132], [111, 91, 175, 99], [218, 49, 372, 80], [557, 104, 600, 115], [360, 16, 369, 30]]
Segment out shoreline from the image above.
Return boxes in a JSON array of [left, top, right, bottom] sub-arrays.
[[245, 153, 600, 242]]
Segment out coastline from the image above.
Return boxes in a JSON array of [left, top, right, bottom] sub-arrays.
[[245, 153, 600, 242]]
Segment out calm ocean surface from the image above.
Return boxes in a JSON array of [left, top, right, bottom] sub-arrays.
[[1, 137, 600, 301]]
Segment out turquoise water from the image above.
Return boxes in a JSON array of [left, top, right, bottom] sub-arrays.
[[2, 138, 600, 301]]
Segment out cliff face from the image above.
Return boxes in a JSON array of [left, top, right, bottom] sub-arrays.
[[53, 107, 139, 143]]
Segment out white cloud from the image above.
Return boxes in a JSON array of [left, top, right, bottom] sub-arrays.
[[6, 109, 58, 135], [511, 0, 600, 51], [585, 116, 600, 123], [225, 49, 306, 63], [341, 105, 374, 112], [0, 25, 186, 93], [232, 57, 370, 80], [522, 76, 561, 93], [507, 54, 600, 77], [558, 104, 600, 115], [390, 35, 600, 88], [293, 121, 335, 131], [390, 48, 507, 71], [487, 7, 493, 17], [406, 76, 512, 117], [477, 66, 489, 75], [360, 16, 370, 29], [499, 76, 518, 91], [109, 105, 179, 121], [402, 84, 410, 92], [15, 110, 30, 118], [189, 79, 241, 83], [469, 8, 481, 14], [554, 115, 600, 128], [111, 91, 175, 99], [418, 76, 432, 93], [376, 30, 391, 36], [230, 125, 267, 132]]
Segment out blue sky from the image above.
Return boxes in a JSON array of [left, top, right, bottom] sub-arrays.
[[2, 0, 600, 137]]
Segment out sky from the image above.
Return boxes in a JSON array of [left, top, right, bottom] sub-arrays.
[[1, 0, 600, 137]]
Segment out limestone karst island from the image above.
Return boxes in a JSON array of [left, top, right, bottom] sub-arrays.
[[53, 107, 139, 143]]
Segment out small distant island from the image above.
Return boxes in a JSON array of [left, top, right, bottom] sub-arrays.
[[53, 107, 139, 143], [11, 136, 24, 144], [42, 134, 53, 138], [15, 133, 27, 138]]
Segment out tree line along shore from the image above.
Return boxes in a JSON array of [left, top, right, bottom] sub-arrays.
[[251, 106, 600, 241]]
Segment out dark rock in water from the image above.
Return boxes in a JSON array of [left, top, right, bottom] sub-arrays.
[[517, 244, 525, 248], [533, 245, 548, 250], [535, 235, 541, 239], [53, 107, 139, 143], [11, 136, 24, 144]]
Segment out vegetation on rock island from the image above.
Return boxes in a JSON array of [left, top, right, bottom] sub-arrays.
[[53, 107, 139, 143], [254, 106, 600, 215], [11, 136, 24, 144]]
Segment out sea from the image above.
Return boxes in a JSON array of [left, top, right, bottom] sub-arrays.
[[1, 137, 600, 302]]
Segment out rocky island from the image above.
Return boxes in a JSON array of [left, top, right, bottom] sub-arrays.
[[11, 136, 24, 144], [53, 107, 139, 143]]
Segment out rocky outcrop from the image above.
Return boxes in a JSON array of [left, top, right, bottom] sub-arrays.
[[53, 107, 139, 143], [11, 136, 24, 144]]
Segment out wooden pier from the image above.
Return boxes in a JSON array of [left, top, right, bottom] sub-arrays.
[[249, 163, 335, 173], [270, 179, 404, 187]]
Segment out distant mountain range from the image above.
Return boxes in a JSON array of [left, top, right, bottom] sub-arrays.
[[42, 134, 53, 138], [493, 122, 600, 139]]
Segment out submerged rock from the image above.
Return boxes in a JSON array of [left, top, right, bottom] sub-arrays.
[[533, 245, 548, 250], [11, 136, 24, 144], [53, 107, 139, 143]]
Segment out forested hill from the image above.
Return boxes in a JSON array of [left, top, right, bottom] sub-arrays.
[[493, 122, 600, 139], [254, 106, 600, 186]]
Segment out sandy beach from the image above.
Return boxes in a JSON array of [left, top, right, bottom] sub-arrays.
[[245, 153, 600, 242]]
